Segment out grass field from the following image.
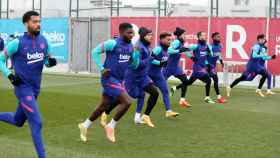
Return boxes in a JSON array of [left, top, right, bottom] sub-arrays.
[[0, 74, 280, 158]]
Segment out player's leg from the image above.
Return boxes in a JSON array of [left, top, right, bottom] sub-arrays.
[[266, 71, 275, 95], [173, 74, 190, 107], [199, 76, 215, 104], [153, 74, 179, 117], [100, 100, 120, 128], [105, 92, 131, 142], [211, 74, 227, 103], [227, 73, 249, 97], [134, 95, 145, 124], [256, 70, 268, 97], [20, 95, 46, 158], [79, 94, 111, 142], [0, 102, 27, 127], [141, 83, 159, 128], [179, 75, 196, 107]]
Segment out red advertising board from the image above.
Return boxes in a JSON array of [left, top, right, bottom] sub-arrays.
[[268, 19, 280, 75]]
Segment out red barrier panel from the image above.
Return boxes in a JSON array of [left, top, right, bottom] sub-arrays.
[[210, 18, 267, 62], [268, 19, 280, 75], [110, 17, 280, 75]]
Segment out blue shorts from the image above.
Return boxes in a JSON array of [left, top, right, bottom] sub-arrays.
[[242, 68, 266, 81], [192, 64, 209, 78], [101, 76, 125, 100], [124, 75, 152, 98], [163, 67, 184, 79], [14, 84, 39, 99]]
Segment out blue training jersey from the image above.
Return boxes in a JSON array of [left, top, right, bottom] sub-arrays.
[[247, 43, 271, 71], [91, 37, 133, 81], [208, 43, 222, 68], [0, 32, 53, 94]]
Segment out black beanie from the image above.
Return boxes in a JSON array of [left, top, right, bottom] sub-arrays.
[[174, 27, 185, 37], [139, 27, 152, 38]]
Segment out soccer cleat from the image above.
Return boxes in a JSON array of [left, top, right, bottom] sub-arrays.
[[256, 89, 265, 98], [266, 90, 276, 96], [179, 100, 192, 108], [100, 112, 108, 128], [134, 115, 143, 124], [170, 86, 176, 96], [104, 126, 116, 143], [226, 86, 231, 97], [165, 111, 179, 118], [141, 115, 155, 128], [204, 97, 216, 104], [78, 123, 88, 142], [217, 97, 227, 104]]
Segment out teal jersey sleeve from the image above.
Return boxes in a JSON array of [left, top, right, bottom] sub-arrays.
[[207, 44, 214, 57], [151, 46, 161, 65], [44, 39, 53, 67], [130, 50, 140, 69], [91, 39, 117, 71], [0, 39, 19, 78], [251, 44, 263, 58], [183, 44, 197, 58], [168, 40, 180, 54]]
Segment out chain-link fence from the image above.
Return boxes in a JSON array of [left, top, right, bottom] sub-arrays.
[[0, 0, 280, 18]]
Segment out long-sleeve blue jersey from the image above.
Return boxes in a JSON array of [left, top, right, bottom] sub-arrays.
[[91, 37, 133, 81], [0, 32, 53, 96]]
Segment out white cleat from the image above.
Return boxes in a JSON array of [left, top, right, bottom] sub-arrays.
[[78, 123, 88, 142], [226, 86, 231, 97]]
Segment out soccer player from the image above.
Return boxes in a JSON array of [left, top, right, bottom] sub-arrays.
[[0, 11, 57, 158], [184, 31, 215, 104], [125, 27, 159, 127], [149, 32, 179, 118], [227, 34, 276, 97], [164, 27, 193, 107], [78, 23, 134, 143], [208, 32, 227, 103]]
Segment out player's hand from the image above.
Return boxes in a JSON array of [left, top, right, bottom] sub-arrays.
[[8, 74, 22, 86], [191, 56, 197, 62], [272, 54, 277, 59], [179, 47, 189, 53], [101, 68, 110, 78], [48, 57, 57, 67]]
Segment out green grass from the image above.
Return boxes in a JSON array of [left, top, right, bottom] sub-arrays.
[[1, 74, 280, 158]]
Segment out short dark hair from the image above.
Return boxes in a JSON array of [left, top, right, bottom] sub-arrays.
[[257, 34, 265, 40], [22, 11, 40, 24], [211, 32, 220, 38], [197, 31, 205, 38], [119, 22, 133, 32], [160, 32, 172, 39]]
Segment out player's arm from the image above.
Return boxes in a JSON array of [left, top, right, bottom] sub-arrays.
[[252, 44, 265, 59], [151, 46, 162, 66], [0, 39, 19, 78], [44, 39, 57, 67], [91, 39, 116, 72], [130, 46, 154, 70], [168, 40, 181, 54]]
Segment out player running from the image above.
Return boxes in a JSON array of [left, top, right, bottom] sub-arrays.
[[125, 27, 159, 127], [226, 34, 276, 97], [0, 11, 57, 158], [184, 31, 215, 104], [208, 32, 227, 103], [149, 32, 179, 118], [164, 27, 193, 108], [78, 23, 134, 143]]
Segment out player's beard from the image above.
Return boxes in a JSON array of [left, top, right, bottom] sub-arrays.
[[123, 36, 131, 43], [213, 39, 220, 44], [198, 39, 206, 45]]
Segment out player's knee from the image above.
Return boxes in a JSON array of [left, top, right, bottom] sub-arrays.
[[15, 121, 25, 128]]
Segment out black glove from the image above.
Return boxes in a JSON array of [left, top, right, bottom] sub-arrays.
[[179, 47, 189, 53], [8, 74, 22, 86], [160, 59, 168, 67], [220, 59, 224, 67], [191, 56, 197, 62], [101, 68, 111, 78], [272, 54, 277, 59], [48, 58, 57, 67]]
